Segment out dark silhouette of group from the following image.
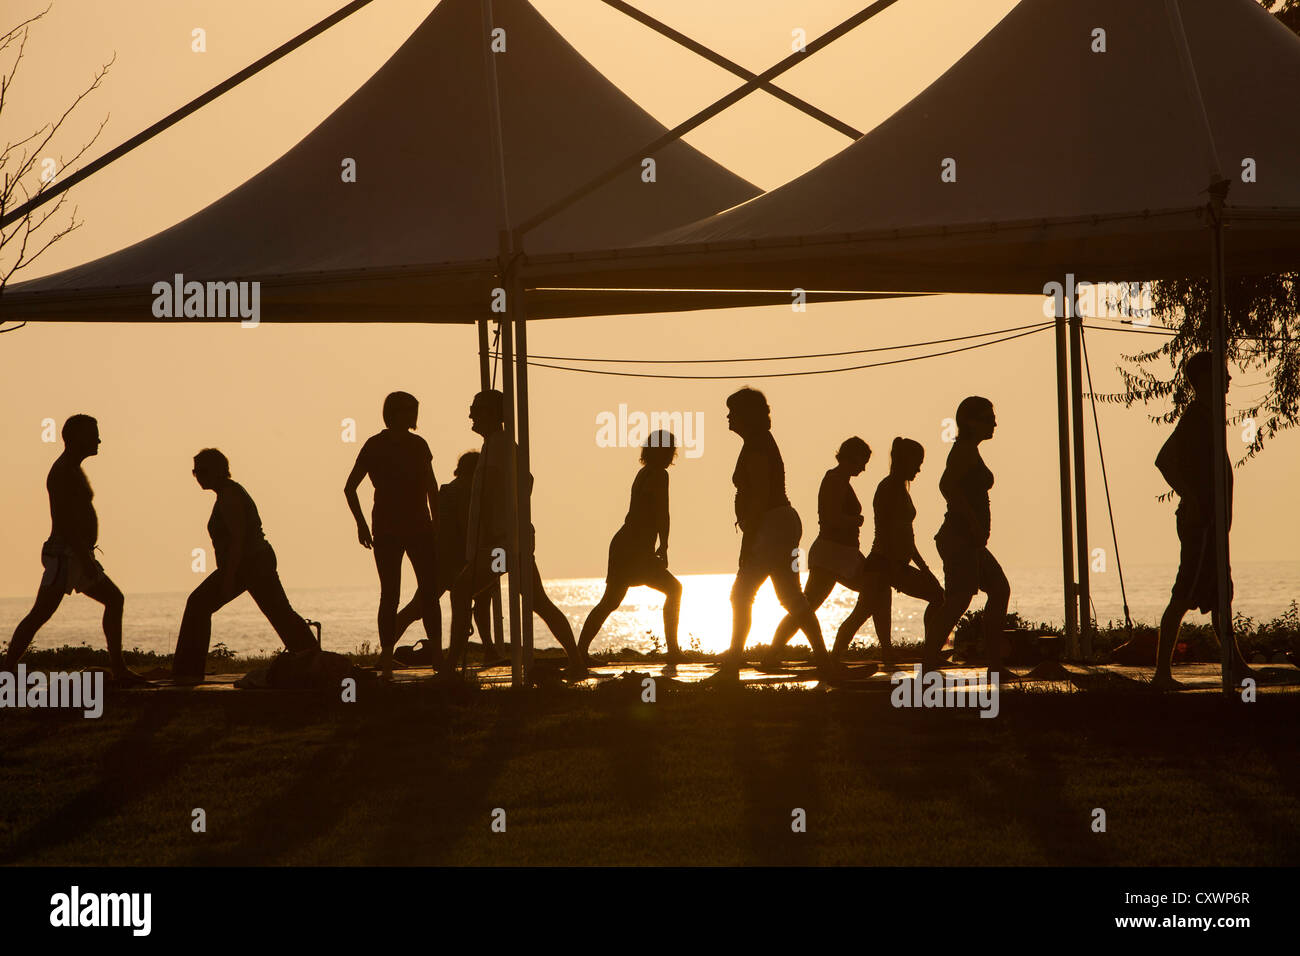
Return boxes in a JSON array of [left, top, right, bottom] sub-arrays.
[[3, 358, 1253, 690]]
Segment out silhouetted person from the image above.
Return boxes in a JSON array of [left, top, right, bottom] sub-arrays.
[[718, 388, 830, 679], [1152, 351, 1253, 688], [444, 389, 583, 679], [762, 437, 872, 671], [4, 415, 147, 684], [393, 450, 503, 665], [925, 397, 1011, 679], [858, 438, 945, 668], [577, 431, 683, 666], [344, 391, 441, 679], [172, 449, 317, 683]]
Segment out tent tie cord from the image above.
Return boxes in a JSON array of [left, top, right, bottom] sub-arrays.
[[503, 321, 1051, 364], [1080, 325, 1133, 636], [491, 322, 1053, 379]]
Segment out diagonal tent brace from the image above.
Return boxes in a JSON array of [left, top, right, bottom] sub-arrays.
[[518, 0, 901, 239], [0, 0, 380, 231], [600, 0, 862, 140]]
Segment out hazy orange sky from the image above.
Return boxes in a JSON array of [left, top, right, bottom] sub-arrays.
[[2, 0, 1296, 618]]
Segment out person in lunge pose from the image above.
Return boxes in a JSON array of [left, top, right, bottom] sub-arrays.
[[924, 397, 1011, 679], [4, 415, 148, 684], [173, 449, 317, 683], [345, 391, 441, 679], [577, 431, 683, 667], [1150, 351, 1253, 689], [762, 437, 872, 671], [443, 390, 583, 680], [857, 437, 945, 670], [718, 388, 832, 680], [392, 450, 504, 666]]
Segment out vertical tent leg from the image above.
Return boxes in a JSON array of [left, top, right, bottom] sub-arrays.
[[1055, 313, 1079, 656], [499, 310, 524, 688], [480, 0, 521, 686], [511, 266, 536, 680], [1210, 207, 1234, 695], [478, 317, 506, 662], [1069, 311, 1093, 659]]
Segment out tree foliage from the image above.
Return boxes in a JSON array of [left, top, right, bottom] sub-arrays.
[[1101, 0, 1300, 465]]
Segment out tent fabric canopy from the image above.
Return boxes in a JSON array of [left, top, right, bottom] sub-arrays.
[[529, 0, 1300, 295], [3, 0, 767, 322]]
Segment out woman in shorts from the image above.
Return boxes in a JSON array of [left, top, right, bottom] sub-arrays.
[[577, 431, 682, 666]]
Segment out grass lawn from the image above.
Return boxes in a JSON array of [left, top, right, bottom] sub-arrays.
[[2, 678, 1298, 866]]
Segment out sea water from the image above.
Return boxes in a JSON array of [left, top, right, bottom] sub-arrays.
[[2, 561, 1297, 659]]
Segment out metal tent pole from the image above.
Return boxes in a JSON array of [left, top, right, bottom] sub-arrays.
[[1069, 308, 1093, 659], [481, 0, 523, 687], [478, 317, 506, 662], [498, 310, 524, 687], [511, 262, 536, 677], [1055, 312, 1079, 656]]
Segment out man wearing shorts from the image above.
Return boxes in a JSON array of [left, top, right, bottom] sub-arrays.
[[5, 414, 147, 683]]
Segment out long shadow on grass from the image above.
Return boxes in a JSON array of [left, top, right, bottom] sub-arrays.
[[185, 719, 362, 865], [0, 695, 226, 864], [368, 691, 526, 865], [727, 689, 826, 865]]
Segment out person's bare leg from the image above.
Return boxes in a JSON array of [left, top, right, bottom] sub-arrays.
[[577, 584, 628, 661], [4, 586, 63, 672], [444, 565, 479, 679], [471, 596, 502, 662], [837, 586, 883, 663], [1154, 600, 1188, 688], [80, 576, 146, 682], [394, 590, 422, 642], [641, 566, 683, 661], [765, 571, 834, 668], [408, 540, 443, 668], [771, 564, 829, 667], [373, 541, 403, 679], [530, 563, 582, 667], [725, 571, 764, 674], [926, 589, 973, 674]]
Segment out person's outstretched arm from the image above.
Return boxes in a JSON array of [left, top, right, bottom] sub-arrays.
[[344, 446, 372, 549]]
